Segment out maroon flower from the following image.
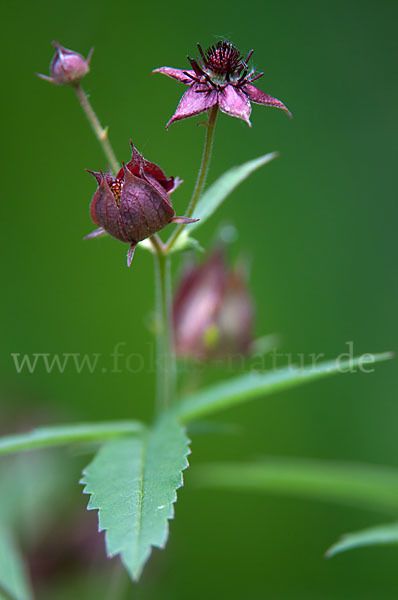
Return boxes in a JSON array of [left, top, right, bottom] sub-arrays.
[[154, 41, 292, 128], [38, 41, 92, 86], [85, 142, 198, 266], [173, 248, 254, 359]]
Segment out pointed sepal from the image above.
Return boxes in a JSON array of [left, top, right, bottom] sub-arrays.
[[83, 227, 107, 240], [127, 242, 137, 267], [171, 216, 200, 224]]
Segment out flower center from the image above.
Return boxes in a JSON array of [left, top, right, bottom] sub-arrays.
[[204, 42, 243, 78], [110, 178, 123, 203]]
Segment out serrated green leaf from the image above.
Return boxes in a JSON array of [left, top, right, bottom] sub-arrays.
[[176, 352, 393, 422], [0, 525, 33, 600], [326, 523, 398, 558], [81, 418, 190, 581], [192, 457, 398, 514], [0, 421, 144, 456]]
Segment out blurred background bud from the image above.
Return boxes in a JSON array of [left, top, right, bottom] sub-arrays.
[[173, 248, 254, 360], [37, 41, 92, 85]]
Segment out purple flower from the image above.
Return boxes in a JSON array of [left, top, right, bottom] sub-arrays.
[[173, 248, 254, 359], [85, 143, 197, 266], [38, 41, 92, 86], [154, 41, 292, 128]]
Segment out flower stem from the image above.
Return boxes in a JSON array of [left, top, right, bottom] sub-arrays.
[[73, 83, 120, 176], [152, 106, 220, 410], [165, 105, 219, 252], [154, 251, 176, 414]]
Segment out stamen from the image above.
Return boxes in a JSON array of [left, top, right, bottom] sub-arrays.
[[110, 178, 123, 203], [247, 72, 264, 83], [237, 68, 248, 84], [183, 71, 201, 83], [244, 49, 254, 64], [197, 43, 206, 63], [188, 56, 205, 78], [201, 72, 218, 88]]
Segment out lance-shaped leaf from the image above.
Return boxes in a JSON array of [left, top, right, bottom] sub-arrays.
[[326, 522, 398, 558], [0, 421, 144, 456], [176, 352, 393, 422], [81, 418, 190, 581], [178, 152, 278, 245], [0, 525, 33, 600], [191, 457, 398, 514]]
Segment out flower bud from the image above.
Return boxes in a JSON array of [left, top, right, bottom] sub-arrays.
[[173, 248, 254, 359], [85, 142, 198, 266], [38, 41, 92, 85]]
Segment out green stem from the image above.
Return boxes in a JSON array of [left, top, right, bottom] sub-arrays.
[[154, 251, 176, 414], [73, 82, 120, 176], [165, 105, 219, 252], [153, 106, 219, 411]]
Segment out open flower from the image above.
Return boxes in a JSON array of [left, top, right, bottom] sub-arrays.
[[154, 41, 292, 127], [37, 41, 92, 86], [173, 248, 254, 359], [85, 142, 197, 266]]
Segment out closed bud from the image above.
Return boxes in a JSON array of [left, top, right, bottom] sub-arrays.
[[173, 248, 254, 360], [38, 41, 92, 85], [85, 142, 198, 266]]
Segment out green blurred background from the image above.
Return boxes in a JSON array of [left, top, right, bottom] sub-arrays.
[[1, 0, 397, 597]]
